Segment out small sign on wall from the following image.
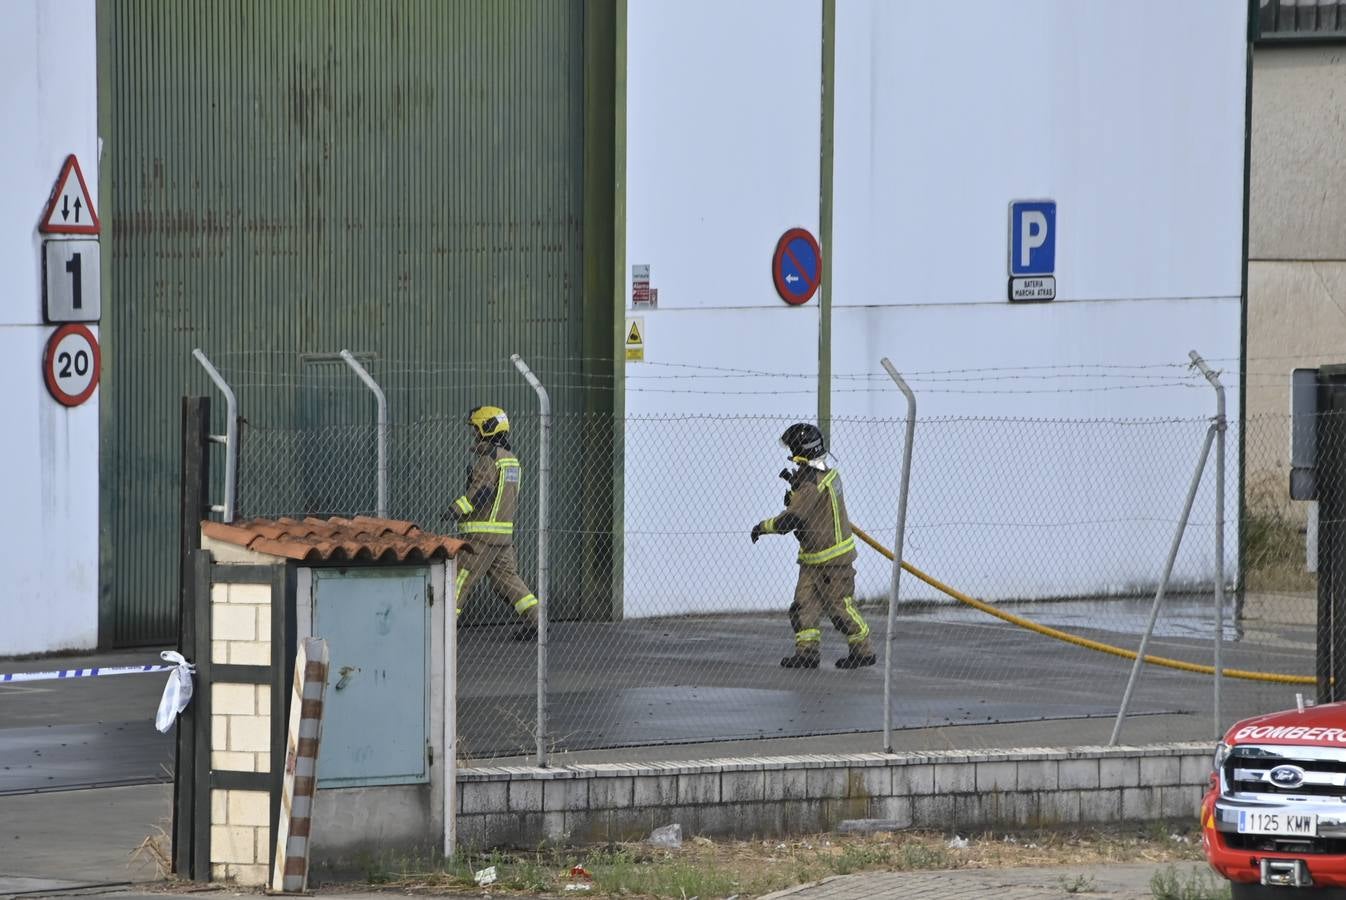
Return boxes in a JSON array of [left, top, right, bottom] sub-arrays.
[[772, 228, 821, 305], [39, 155, 100, 236], [43, 323, 101, 407], [625, 317, 645, 362], [43, 239, 101, 322], [1007, 200, 1057, 302], [632, 264, 657, 308]]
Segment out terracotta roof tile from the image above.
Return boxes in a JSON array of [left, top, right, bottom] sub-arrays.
[[202, 515, 467, 564]]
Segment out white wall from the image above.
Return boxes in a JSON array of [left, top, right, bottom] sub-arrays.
[[828, 0, 1247, 605], [623, 0, 1246, 617], [0, 1, 101, 654], [622, 0, 824, 616]]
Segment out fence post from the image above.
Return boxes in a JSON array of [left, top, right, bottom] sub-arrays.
[[192, 350, 238, 522], [338, 350, 388, 518], [174, 397, 210, 876], [880, 358, 916, 754], [511, 353, 551, 767], [1109, 421, 1216, 745], [1314, 365, 1346, 703], [1189, 350, 1226, 738]]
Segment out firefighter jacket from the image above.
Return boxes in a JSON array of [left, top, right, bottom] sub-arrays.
[[758, 465, 857, 566], [450, 441, 521, 544]]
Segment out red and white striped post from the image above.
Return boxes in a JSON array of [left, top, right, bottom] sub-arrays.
[[271, 637, 329, 893]]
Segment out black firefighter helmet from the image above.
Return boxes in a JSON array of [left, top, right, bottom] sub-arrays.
[[780, 422, 825, 463]]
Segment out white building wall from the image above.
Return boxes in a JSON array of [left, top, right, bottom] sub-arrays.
[[829, 1, 1247, 605], [0, 2, 101, 654], [626, 0, 1246, 617], [622, 0, 823, 617]]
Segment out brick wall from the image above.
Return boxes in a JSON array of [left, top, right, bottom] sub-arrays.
[[456, 744, 1214, 848], [211, 583, 272, 667], [210, 789, 271, 884], [209, 581, 273, 886]]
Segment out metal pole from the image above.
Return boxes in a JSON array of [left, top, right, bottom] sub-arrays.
[[816, 0, 836, 446], [191, 349, 238, 522], [880, 358, 916, 754], [1109, 423, 1216, 745], [511, 353, 551, 767], [443, 558, 458, 857], [1189, 350, 1227, 739], [338, 350, 388, 518]]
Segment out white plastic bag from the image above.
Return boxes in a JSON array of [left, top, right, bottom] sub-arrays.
[[155, 650, 196, 733]]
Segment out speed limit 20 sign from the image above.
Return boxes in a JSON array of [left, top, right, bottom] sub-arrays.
[[43, 324, 100, 407]]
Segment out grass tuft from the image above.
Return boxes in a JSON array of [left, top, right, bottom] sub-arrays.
[[1149, 864, 1231, 900]]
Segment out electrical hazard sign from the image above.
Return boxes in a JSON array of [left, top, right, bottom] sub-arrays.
[[39, 155, 100, 235], [625, 317, 645, 362]]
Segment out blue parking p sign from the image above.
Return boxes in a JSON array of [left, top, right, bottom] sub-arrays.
[[1009, 200, 1056, 276]]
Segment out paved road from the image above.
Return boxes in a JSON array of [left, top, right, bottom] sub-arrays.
[[0, 594, 1304, 788], [0, 783, 169, 889], [0, 653, 172, 795], [762, 862, 1216, 899], [455, 599, 1301, 757]]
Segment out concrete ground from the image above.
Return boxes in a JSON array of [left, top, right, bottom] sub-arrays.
[[0, 651, 172, 795], [0, 783, 168, 894], [760, 862, 1216, 899], [0, 595, 1308, 783], [457, 595, 1310, 759]]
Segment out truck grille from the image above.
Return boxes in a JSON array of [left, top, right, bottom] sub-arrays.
[[1225, 747, 1346, 799], [1223, 833, 1346, 854]]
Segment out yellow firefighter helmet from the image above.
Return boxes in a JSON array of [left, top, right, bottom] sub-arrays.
[[467, 405, 510, 439]]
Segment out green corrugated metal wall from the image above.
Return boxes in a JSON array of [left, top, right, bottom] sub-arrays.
[[98, 1, 614, 645]]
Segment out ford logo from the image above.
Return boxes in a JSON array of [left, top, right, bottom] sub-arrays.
[[1269, 765, 1306, 789]]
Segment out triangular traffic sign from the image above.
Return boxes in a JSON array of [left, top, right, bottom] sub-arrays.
[[39, 155, 100, 235], [626, 320, 643, 345]]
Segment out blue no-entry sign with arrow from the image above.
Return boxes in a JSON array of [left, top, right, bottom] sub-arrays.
[[772, 227, 822, 305]]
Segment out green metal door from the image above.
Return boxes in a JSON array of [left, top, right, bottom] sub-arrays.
[[98, 1, 613, 645]]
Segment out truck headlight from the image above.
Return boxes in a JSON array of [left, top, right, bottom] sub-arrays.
[[1213, 741, 1230, 772]]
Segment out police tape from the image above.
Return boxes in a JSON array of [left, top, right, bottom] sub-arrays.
[[0, 663, 175, 683]]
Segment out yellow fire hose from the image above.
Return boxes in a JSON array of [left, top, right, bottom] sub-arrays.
[[850, 524, 1315, 686]]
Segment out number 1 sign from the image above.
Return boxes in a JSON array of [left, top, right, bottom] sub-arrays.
[[43, 240, 101, 322], [43, 324, 101, 407]]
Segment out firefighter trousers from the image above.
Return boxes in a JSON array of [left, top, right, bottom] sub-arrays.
[[454, 539, 538, 620], [788, 563, 873, 654]]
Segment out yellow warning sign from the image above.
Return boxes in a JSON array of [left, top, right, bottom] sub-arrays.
[[625, 316, 644, 362]]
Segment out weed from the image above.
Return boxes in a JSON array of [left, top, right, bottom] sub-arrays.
[[337, 827, 1205, 897], [130, 824, 172, 879], [1150, 864, 1232, 900], [893, 840, 953, 870], [833, 842, 892, 874], [1243, 477, 1315, 592], [585, 847, 745, 898], [1058, 873, 1095, 894]]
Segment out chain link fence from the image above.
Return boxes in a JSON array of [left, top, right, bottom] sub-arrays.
[[208, 353, 1329, 762]]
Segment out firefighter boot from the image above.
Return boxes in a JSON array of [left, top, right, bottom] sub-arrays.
[[835, 638, 876, 669], [780, 644, 821, 669], [510, 604, 539, 642]]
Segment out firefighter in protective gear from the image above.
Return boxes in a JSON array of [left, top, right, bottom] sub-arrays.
[[751, 423, 876, 670], [444, 405, 540, 641]]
